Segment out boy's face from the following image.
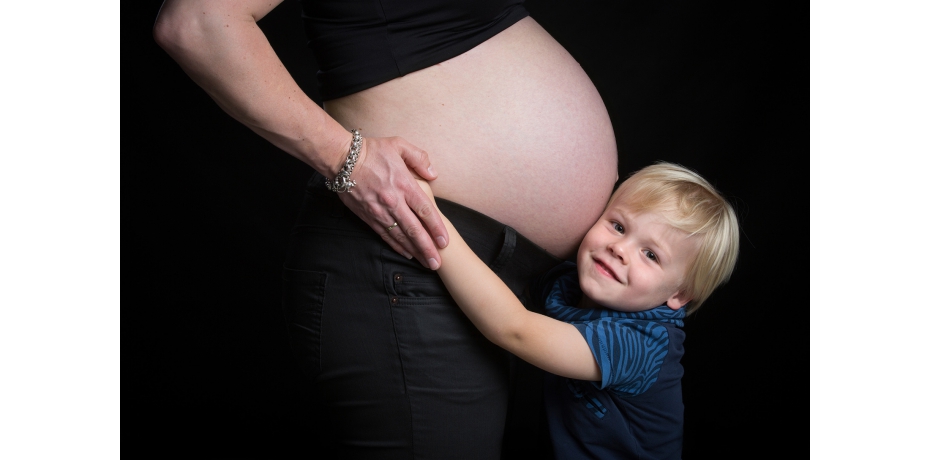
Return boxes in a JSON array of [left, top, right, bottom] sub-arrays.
[[576, 198, 699, 312]]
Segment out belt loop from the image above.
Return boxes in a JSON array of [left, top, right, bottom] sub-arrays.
[[489, 226, 517, 273]]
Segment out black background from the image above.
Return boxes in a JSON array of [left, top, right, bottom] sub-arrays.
[[130, 0, 806, 457]]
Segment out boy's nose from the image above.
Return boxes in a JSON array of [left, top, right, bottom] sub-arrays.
[[608, 241, 627, 263]]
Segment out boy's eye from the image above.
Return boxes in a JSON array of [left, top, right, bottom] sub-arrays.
[[644, 250, 658, 262], [612, 222, 624, 233]]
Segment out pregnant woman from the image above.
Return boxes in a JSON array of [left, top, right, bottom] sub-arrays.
[[154, 0, 618, 458]]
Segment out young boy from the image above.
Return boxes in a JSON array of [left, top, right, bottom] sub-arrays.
[[420, 162, 739, 459]]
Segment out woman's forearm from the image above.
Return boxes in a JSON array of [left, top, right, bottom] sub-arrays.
[[153, 0, 450, 268], [153, 0, 348, 176]]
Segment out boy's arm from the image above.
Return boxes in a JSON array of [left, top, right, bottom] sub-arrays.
[[420, 184, 601, 381]]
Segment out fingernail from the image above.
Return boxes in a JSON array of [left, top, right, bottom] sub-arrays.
[[428, 258, 439, 270], [428, 166, 436, 177], [404, 252, 413, 259], [437, 236, 447, 248]]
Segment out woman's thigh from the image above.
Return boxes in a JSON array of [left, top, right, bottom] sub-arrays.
[[282, 175, 510, 459]]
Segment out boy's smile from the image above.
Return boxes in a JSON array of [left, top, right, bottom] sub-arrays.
[[592, 257, 621, 282], [576, 200, 700, 312]]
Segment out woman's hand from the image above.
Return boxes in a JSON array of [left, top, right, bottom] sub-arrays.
[[338, 135, 449, 270], [413, 174, 438, 206], [154, 0, 448, 268]]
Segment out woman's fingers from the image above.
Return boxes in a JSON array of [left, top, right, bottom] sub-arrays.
[[337, 135, 447, 269], [377, 218, 413, 260], [357, 200, 437, 269], [397, 140, 448, 249], [399, 140, 438, 181], [387, 203, 441, 270], [406, 181, 447, 250]]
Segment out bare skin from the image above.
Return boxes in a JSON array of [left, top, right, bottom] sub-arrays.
[[154, 0, 617, 264], [327, 18, 619, 258], [153, 0, 448, 270], [416, 178, 697, 383]]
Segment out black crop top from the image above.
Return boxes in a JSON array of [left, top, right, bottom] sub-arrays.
[[299, 0, 528, 101]]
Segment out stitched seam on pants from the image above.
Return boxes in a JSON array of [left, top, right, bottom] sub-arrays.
[[386, 293, 415, 459]]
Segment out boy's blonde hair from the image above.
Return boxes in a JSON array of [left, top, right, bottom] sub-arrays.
[[611, 162, 739, 314]]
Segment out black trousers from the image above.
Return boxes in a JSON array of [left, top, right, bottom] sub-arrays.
[[282, 173, 560, 459]]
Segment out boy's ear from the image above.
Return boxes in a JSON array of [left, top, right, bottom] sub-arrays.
[[665, 291, 692, 311]]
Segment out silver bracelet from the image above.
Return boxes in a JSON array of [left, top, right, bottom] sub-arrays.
[[324, 129, 362, 193]]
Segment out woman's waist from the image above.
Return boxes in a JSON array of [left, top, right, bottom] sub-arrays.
[[322, 17, 618, 258], [430, 172, 614, 259], [297, 173, 563, 291], [326, 101, 618, 257], [328, 100, 616, 256]]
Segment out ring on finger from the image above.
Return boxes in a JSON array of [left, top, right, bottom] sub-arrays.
[[385, 222, 399, 232]]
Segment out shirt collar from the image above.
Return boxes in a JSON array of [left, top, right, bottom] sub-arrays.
[[544, 263, 685, 327]]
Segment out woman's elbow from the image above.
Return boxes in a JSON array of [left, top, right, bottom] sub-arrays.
[[153, 23, 175, 55], [153, 10, 189, 55], [152, 2, 210, 57]]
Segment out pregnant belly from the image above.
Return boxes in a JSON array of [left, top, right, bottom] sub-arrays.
[[325, 17, 617, 259]]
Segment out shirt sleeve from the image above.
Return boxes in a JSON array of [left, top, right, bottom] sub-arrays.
[[575, 318, 672, 397]]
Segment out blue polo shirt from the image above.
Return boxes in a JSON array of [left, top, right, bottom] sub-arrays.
[[534, 262, 686, 459]]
